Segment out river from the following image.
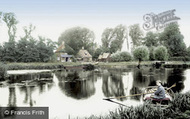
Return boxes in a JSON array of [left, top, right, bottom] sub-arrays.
[[0, 67, 189, 118]]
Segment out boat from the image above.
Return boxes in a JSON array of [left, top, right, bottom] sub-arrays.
[[143, 86, 175, 106]]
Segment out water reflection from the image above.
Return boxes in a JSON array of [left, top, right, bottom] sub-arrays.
[[102, 69, 125, 100], [55, 70, 96, 99], [0, 68, 189, 118]]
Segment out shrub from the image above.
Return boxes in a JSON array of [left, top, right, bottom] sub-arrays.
[[154, 46, 168, 61], [111, 51, 132, 62], [133, 46, 149, 61], [0, 62, 7, 80]]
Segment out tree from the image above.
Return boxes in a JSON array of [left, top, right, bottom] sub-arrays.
[[3, 12, 18, 41], [143, 32, 159, 47], [159, 24, 186, 57], [93, 47, 103, 60], [16, 24, 36, 62], [111, 51, 131, 62], [154, 46, 168, 61], [129, 24, 143, 50], [101, 24, 127, 53], [133, 46, 149, 68], [58, 27, 95, 56]]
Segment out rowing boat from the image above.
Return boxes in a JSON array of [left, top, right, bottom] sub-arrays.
[[143, 86, 175, 106]]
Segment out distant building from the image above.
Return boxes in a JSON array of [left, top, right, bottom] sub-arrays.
[[55, 42, 73, 62], [77, 47, 92, 62], [98, 53, 111, 62]]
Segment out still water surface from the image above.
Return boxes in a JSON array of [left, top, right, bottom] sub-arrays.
[[0, 67, 190, 118]]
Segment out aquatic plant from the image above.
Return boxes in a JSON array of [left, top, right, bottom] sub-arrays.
[[86, 92, 190, 119]]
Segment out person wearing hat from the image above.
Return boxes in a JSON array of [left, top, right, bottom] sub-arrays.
[[152, 80, 166, 99]]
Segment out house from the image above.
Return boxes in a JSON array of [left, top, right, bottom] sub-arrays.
[[98, 53, 111, 62], [55, 42, 73, 62], [77, 47, 92, 62]]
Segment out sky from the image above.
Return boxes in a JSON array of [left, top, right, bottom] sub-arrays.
[[0, 0, 190, 48]]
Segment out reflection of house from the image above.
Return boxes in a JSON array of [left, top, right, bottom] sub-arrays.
[[55, 42, 73, 62], [77, 47, 92, 62], [98, 53, 111, 62]]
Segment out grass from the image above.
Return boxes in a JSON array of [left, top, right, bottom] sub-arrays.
[[6, 62, 82, 70], [85, 92, 190, 119]]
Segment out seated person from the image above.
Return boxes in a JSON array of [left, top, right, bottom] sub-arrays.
[[152, 80, 166, 99]]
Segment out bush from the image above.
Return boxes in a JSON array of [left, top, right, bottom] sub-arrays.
[[111, 51, 132, 62], [133, 46, 149, 61], [154, 46, 168, 61], [149, 46, 155, 61], [0, 62, 7, 80]]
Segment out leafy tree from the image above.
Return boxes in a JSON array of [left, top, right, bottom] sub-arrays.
[[159, 24, 186, 57], [2, 40, 17, 62], [149, 46, 155, 61], [111, 51, 131, 62], [93, 47, 103, 60], [133, 46, 149, 68], [3, 12, 18, 41], [129, 24, 143, 50], [143, 32, 159, 47], [101, 24, 127, 53], [58, 27, 95, 56], [154, 46, 168, 61]]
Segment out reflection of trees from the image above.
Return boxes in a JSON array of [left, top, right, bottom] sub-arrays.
[[55, 70, 96, 99], [102, 69, 125, 100], [59, 80, 95, 99], [130, 86, 142, 100], [8, 87, 17, 107], [133, 69, 150, 87], [19, 86, 36, 107], [167, 68, 185, 93]]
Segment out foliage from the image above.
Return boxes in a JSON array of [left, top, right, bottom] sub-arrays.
[[101, 24, 127, 53], [58, 27, 95, 56], [129, 24, 143, 49], [159, 24, 186, 57], [143, 32, 159, 47], [111, 51, 132, 62], [133, 46, 149, 61], [87, 92, 190, 119], [2, 12, 18, 41], [0, 62, 7, 80], [93, 47, 103, 60], [154, 46, 168, 61], [149, 46, 155, 61], [0, 24, 57, 62]]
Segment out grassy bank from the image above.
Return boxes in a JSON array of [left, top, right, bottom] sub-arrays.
[[5, 61, 190, 70], [87, 92, 190, 119], [6, 62, 82, 70]]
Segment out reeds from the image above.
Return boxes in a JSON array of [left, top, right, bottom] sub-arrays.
[[87, 92, 190, 119]]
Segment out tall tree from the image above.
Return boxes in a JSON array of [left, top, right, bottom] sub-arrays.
[[3, 12, 18, 41], [16, 24, 36, 62], [129, 24, 143, 50], [143, 31, 159, 47], [101, 24, 127, 53], [58, 27, 95, 56], [159, 24, 186, 57]]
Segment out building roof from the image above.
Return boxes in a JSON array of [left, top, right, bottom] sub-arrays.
[[55, 42, 65, 53], [98, 55, 102, 59], [61, 54, 72, 58], [102, 53, 110, 59], [77, 48, 92, 58]]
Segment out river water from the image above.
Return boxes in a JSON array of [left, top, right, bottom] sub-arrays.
[[0, 67, 190, 118]]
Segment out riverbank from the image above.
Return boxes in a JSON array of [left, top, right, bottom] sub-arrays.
[[87, 92, 190, 119], [4, 61, 190, 70]]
